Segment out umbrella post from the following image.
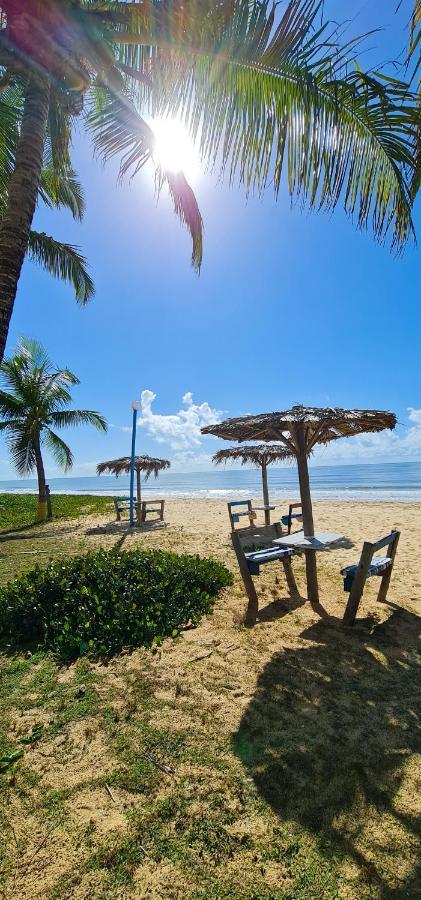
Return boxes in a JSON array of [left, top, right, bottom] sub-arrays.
[[261, 459, 271, 525], [136, 467, 142, 525], [129, 401, 141, 528], [295, 428, 319, 604]]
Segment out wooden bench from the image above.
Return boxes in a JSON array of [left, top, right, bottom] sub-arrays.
[[139, 499, 165, 523], [342, 530, 400, 626], [113, 496, 131, 521], [228, 500, 257, 530], [231, 523, 298, 625], [281, 502, 303, 535], [113, 497, 165, 525]]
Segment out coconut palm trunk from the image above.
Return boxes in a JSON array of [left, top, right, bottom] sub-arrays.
[[33, 431, 48, 523], [0, 73, 51, 362]]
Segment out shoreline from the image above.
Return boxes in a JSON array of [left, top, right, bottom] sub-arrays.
[[1, 489, 421, 503]]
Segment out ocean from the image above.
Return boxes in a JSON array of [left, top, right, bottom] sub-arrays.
[[0, 462, 420, 503]]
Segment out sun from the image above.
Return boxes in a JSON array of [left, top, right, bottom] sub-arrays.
[[152, 117, 200, 182]]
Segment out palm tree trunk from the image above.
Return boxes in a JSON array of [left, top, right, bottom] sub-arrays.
[[34, 433, 48, 523], [0, 72, 51, 363]]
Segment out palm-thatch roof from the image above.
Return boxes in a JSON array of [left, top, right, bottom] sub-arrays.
[[97, 455, 170, 480], [213, 445, 293, 467], [202, 406, 396, 452]]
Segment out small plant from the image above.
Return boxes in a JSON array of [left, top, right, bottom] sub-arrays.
[[0, 548, 232, 661]]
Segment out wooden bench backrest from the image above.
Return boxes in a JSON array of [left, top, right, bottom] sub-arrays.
[[233, 523, 283, 554], [343, 530, 400, 626]]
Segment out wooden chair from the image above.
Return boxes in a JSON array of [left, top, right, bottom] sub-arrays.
[[231, 523, 298, 625], [228, 500, 257, 530], [281, 502, 303, 535], [138, 499, 165, 524], [342, 530, 400, 626], [113, 496, 131, 521]]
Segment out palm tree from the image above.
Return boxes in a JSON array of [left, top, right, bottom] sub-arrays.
[[0, 80, 94, 302], [407, 0, 420, 197], [0, 337, 107, 522], [0, 0, 419, 363]]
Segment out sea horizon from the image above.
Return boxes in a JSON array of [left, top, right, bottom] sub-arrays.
[[0, 461, 420, 503]]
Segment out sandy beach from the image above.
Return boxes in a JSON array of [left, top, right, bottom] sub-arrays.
[[1, 498, 420, 899], [6, 497, 417, 617]]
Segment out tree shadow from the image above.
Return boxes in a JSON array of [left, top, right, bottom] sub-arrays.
[[233, 605, 421, 895], [85, 519, 166, 537], [255, 594, 307, 623], [0, 525, 80, 542]]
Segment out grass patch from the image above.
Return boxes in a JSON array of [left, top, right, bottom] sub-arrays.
[[0, 493, 113, 532]]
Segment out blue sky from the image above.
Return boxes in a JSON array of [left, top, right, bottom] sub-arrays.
[[0, 0, 420, 479]]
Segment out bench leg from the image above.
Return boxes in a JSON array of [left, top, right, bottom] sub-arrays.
[[377, 533, 399, 604], [115, 505, 121, 522], [343, 543, 373, 626], [231, 532, 258, 626], [377, 570, 392, 604], [282, 558, 298, 596], [160, 501, 164, 521]]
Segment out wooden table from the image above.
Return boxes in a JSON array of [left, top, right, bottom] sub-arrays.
[[272, 531, 345, 603], [273, 530, 345, 550]]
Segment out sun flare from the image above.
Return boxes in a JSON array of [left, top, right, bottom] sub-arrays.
[[152, 117, 200, 182]]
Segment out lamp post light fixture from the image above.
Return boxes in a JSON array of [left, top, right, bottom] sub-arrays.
[[130, 400, 141, 527]]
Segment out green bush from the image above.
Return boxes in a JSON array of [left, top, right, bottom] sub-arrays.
[[0, 549, 232, 660]]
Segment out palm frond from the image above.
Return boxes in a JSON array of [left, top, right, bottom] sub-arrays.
[[27, 231, 94, 304], [0, 388, 24, 419], [160, 169, 203, 271], [39, 165, 86, 220], [0, 79, 23, 214], [43, 428, 74, 471], [5, 423, 37, 476], [46, 86, 73, 174], [407, 0, 421, 73], [87, 86, 203, 268], [49, 409, 107, 432], [108, 0, 417, 249]]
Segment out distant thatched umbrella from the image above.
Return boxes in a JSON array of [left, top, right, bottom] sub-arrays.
[[97, 455, 170, 503], [203, 406, 396, 602], [213, 444, 293, 525]]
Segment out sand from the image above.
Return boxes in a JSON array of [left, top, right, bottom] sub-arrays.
[[1, 498, 420, 899], [74, 498, 421, 619]]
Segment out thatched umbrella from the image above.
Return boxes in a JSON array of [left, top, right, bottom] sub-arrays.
[[203, 406, 396, 602], [97, 455, 170, 504], [212, 445, 293, 525]]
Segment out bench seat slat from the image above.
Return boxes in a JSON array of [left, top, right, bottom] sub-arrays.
[[246, 547, 293, 562], [245, 546, 293, 575], [341, 556, 392, 579]]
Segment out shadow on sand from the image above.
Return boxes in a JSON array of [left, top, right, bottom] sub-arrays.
[[234, 605, 421, 896], [85, 519, 166, 537]]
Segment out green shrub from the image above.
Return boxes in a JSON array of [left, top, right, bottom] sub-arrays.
[[0, 549, 232, 661]]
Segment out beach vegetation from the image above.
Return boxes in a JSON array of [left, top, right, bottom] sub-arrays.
[[0, 0, 419, 359], [0, 492, 113, 532], [0, 547, 233, 660], [0, 337, 107, 521]]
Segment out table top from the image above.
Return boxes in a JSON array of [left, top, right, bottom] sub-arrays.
[[273, 530, 345, 549], [253, 505, 276, 511]]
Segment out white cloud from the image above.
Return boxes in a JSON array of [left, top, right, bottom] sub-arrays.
[[137, 390, 222, 450]]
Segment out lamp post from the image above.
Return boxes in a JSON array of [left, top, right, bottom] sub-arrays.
[[130, 400, 141, 527]]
